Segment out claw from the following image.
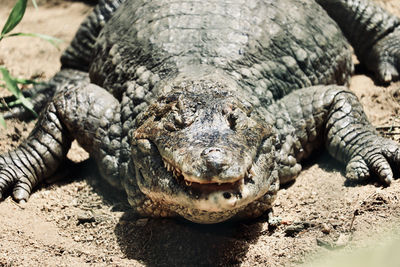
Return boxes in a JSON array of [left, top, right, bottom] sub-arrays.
[[346, 137, 400, 186], [377, 62, 399, 83], [367, 27, 400, 84]]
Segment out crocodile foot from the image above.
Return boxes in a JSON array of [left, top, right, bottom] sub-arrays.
[[0, 151, 39, 202], [366, 27, 400, 83], [346, 136, 400, 185]]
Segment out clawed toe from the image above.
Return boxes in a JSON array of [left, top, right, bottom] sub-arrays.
[[345, 138, 400, 185], [366, 27, 400, 84], [0, 154, 38, 202], [377, 62, 400, 83], [0, 171, 31, 202]]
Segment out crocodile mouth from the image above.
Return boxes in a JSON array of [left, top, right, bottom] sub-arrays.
[[161, 157, 255, 194]]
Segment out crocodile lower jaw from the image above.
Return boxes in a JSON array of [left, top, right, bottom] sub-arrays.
[[161, 157, 255, 194]]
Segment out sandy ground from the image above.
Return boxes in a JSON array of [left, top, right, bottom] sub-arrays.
[[1, 1, 400, 266]]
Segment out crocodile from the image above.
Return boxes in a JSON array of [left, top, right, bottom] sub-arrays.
[[1, 0, 400, 224]]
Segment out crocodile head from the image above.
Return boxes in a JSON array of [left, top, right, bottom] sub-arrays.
[[131, 79, 278, 223]]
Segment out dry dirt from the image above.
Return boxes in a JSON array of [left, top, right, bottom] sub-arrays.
[[1, 1, 400, 266]]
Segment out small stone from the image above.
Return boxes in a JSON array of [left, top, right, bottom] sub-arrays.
[[335, 233, 351, 247], [268, 216, 282, 227], [316, 238, 335, 250], [284, 221, 313, 237], [77, 213, 96, 225], [71, 199, 78, 207], [321, 223, 331, 234], [41, 204, 52, 212]]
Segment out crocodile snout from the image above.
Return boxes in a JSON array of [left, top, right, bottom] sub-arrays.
[[201, 147, 229, 175]]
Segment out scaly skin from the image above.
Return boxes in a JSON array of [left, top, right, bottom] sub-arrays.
[[1, 0, 400, 223], [272, 85, 400, 185], [0, 81, 122, 200], [317, 0, 400, 82]]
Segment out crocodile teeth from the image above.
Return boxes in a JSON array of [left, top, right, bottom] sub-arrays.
[[164, 161, 172, 172], [185, 180, 192, 186], [248, 165, 256, 178], [163, 158, 184, 182]]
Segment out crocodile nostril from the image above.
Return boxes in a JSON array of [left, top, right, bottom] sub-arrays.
[[201, 147, 223, 156], [223, 192, 231, 199], [201, 147, 228, 173]]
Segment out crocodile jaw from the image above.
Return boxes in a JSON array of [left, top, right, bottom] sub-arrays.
[[130, 79, 278, 223], [131, 134, 277, 223]]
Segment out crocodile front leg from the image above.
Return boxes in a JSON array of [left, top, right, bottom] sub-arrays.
[[323, 87, 400, 184], [272, 85, 400, 184], [0, 83, 122, 202], [317, 0, 400, 82]]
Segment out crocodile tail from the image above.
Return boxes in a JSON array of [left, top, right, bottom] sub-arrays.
[[60, 0, 125, 71]]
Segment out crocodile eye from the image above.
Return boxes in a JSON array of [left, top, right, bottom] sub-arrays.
[[227, 113, 238, 131], [164, 121, 177, 132], [173, 111, 184, 126], [163, 110, 194, 132]]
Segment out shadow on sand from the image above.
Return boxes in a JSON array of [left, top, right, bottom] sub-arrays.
[[114, 213, 264, 266], [75, 159, 265, 266]]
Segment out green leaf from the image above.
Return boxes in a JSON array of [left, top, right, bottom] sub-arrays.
[[5, 32, 63, 48], [20, 97, 37, 115], [1, 0, 28, 37], [0, 66, 37, 118], [0, 97, 28, 108], [0, 66, 21, 97], [31, 0, 38, 9], [0, 115, 6, 129], [15, 77, 41, 85]]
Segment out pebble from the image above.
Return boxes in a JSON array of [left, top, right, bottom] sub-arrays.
[[335, 233, 351, 247], [284, 221, 313, 237], [321, 223, 331, 234], [77, 213, 96, 225]]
